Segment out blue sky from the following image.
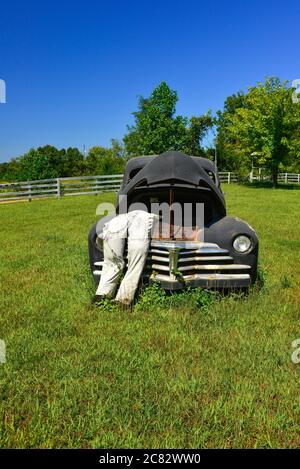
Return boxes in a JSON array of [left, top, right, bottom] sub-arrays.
[[0, 0, 299, 162]]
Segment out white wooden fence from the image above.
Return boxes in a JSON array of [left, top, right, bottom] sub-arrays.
[[277, 173, 300, 184], [0, 171, 299, 203], [0, 174, 124, 203], [219, 172, 239, 183], [219, 171, 300, 184]]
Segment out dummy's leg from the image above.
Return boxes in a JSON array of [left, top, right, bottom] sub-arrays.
[[96, 235, 125, 298], [115, 216, 150, 305]]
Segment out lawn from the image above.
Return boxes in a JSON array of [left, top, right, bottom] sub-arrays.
[[0, 185, 300, 448]]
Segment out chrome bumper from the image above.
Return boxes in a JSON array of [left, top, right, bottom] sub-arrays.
[[92, 240, 251, 290]]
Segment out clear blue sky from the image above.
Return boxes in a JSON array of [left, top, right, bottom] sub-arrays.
[[0, 0, 299, 162]]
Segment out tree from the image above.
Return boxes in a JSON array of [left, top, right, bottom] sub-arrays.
[[0, 159, 21, 181], [85, 141, 126, 175], [110, 138, 125, 158], [215, 92, 249, 172], [123, 81, 212, 157], [62, 147, 84, 176], [19, 148, 59, 181], [217, 78, 300, 186], [37, 145, 65, 176], [183, 115, 215, 156]]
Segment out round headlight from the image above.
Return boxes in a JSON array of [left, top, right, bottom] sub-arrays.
[[233, 235, 252, 253]]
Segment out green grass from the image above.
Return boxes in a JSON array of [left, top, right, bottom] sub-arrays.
[[0, 185, 300, 448]]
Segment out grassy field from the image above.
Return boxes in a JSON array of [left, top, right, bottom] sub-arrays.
[[0, 185, 300, 448]]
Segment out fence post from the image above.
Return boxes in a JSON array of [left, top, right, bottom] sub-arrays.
[[228, 172, 231, 184], [57, 178, 61, 198], [285, 173, 288, 184], [28, 183, 32, 202]]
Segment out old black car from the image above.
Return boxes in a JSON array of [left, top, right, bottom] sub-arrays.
[[88, 151, 258, 290]]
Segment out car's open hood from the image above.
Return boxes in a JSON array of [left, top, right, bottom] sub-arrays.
[[117, 151, 226, 216]]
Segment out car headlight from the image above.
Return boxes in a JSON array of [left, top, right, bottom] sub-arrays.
[[233, 235, 252, 253]]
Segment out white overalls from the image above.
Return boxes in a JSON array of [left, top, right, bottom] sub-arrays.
[[96, 210, 157, 304]]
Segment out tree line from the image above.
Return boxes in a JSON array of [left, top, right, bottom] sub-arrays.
[[0, 140, 126, 182], [1, 78, 299, 187]]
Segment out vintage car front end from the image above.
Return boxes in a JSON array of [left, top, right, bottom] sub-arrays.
[[88, 151, 258, 291]]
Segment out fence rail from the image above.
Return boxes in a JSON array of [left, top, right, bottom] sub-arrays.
[[0, 171, 299, 203]]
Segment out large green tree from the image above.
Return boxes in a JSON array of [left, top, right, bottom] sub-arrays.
[[217, 77, 300, 186], [215, 92, 249, 172], [123, 81, 213, 157]]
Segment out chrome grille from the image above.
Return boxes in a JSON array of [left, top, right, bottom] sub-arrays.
[[147, 240, 251, 286]]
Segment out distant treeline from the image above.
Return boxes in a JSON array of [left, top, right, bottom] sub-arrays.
[[0, 140, 126, 182], [1, 79, 300, 185]]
